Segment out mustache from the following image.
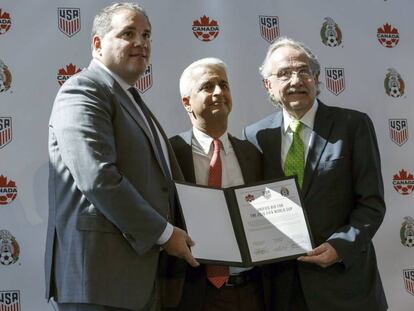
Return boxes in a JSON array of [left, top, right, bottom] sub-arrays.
[[286, 88, 307, 94]]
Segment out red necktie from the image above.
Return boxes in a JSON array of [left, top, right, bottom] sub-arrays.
[[205, 139, 230, 288]]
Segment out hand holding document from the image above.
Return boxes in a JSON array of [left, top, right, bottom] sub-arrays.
[[175, 177, 314, 267]]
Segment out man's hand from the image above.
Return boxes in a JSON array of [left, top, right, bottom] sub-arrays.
[[163, 226, 199, 267], [297, 242, 339, 268]]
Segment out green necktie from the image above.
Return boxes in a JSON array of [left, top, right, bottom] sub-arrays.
[[284, 119, 305, 187]]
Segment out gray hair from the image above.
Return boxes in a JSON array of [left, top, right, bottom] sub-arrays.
[[260, 37, 321, 95], [179, 57, 228, 97], [91, 2, 150, 39]]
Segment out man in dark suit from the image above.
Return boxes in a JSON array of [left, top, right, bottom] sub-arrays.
[[45, 3, 198, 311], [168, 58, 267, 311], [243, 37, 388, 311]]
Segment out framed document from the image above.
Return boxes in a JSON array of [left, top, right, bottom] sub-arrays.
[[174, 176, 314, 267]]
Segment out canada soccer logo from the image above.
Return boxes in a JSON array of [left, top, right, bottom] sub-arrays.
[[389, 119, 408, 146], [0, 117, 12, 149], [393, 169, 414, 195], [377, 23, 399, 48], [0, 175, 17, 206], [57, 63, 82, 86], [325, 68, 345, 96], [58, 8, 81, 37], [135, 64, 152, 93], [0, 59, 12, 93], [0, 9, 12, 35], [401, 217, 414, 247], [384, 68, 404, 98], [245, 194, 255, 202], [403, 269, 414, 296], [0, 230, 19, 266], [320, 17, 342, 47], [0, 290, 20, 311], [259, 16, 279, 43], [192, 15, 219, 42]]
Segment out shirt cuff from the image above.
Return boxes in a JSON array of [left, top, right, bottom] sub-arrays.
[[156, 222, 173, 245]]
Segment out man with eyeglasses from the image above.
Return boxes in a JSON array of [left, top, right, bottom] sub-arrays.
[[243, 37, 388, 311]]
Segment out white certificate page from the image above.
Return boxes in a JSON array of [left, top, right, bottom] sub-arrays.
[[234, 178, 312, 262], [175, 183, 242, 263]]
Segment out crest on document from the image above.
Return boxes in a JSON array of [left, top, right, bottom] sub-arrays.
[[280, 187, 289, 197], [385, 68, 404, 98], [393, 169, 414, 195], [0, 290, 20, 310], [262, 189, 271, 200], [0, 117, 12, 149], [0, 59, 12, 93], [58, 8, 81, 37], [401, 217, 414, 247], [325, 68, 345, 95], [57, 63, 82, 86], [0, 175, 17, 206], [403, 269, 414, 296], [244, 194, 255, 203], [192, 15, 220, 42], [135, 64, 152, 93], [389, 119, 408, 146], [377, 23, 399, 48], [0, 9, 11, 35], [0, 230, 19, 266], [320, 17, 342, 47], [259, 16, 279, 43]]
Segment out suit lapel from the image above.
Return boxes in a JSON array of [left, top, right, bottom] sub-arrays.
[[302, 102, 333, 196], [261, 112, 284, 180], [176, 130, 196, 183], [230, 135, 255, 183]]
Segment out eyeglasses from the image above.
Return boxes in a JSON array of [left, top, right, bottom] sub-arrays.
[[269, 68, 313, 82]]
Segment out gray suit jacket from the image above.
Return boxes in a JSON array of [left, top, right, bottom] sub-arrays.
[[243, 100, 387, 311], [45, 60, 183, 310]]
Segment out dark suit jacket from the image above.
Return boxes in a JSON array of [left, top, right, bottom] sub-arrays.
[[45, 60, 183, 310], [166, 129, 268, 311], [243, 100, 388, 311]]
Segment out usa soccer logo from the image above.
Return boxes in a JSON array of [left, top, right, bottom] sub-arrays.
[[57, 63, 82, 86], [259, 16, 279, 43], [401, 217, 414, 247], [0, 290, 20, 311], [321, 17, 342, 47], [389, 119, 408, 146], [0, 9, 11, 35], [0, 175, 17, 206], [403, 269, 414, 296], [0, 59, 12, 93], [58, 8, 81, 37], [384, 68, 404, 98], [393, 169, 414, 195], [325, 68, 345, 95], [192, 15, 219, 42], [135, 64, 152, 93], [0, 117, 12, 149], [377, 23, 399, 48], [0, 230, 19, 266]]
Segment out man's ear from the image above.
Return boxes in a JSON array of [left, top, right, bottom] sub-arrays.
[[182, 96, 192, 113], [92, 35, 102, 54], [263, 78, 272, 91]]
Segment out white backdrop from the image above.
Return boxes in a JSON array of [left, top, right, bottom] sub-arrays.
[[1, 0, 413, 310]]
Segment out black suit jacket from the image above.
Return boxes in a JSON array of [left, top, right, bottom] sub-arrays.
[[166, 129, 268, 311], [243, 100, 388, 311]]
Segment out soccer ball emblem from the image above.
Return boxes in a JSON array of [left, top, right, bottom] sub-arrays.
[[385, 68, 404, 98], [0, 249, 14, 265], [405, 235, 414, 247]]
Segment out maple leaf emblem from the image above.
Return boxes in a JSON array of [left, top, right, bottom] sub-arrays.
[[58, 63, 81, 76], [0, 175, 16, 187], [194, 15, 218, 27], [394, 169, 414, 180], [378, 23, 399, 34]]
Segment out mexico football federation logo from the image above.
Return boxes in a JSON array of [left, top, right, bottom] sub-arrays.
[[377, 23, 399, 48], [320, 17, 342, 47], [401, 217, 414, 247], [135, 64, 152, 93], [0, 117, 12, 149], [0, 175, 17, 206], [0, 59, 12, 93], [58, 8, 81, 37], [393, 169, 414, 195], [403, 269, 414, 296], [389, 119, 408, 146], [57, 63, 81, 86], [0, 290, 20, 310], [192, 15, 219, 42], [259, 16, 279, 43], [384, 68, 404, 98], [325, 68, 345, 95], [0, 9, 11, 35], [0, 230, 19, 266]]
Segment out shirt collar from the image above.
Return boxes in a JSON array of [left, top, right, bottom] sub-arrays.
[[192, 127, 230, 155], [283, 99, 318, 133], [92, 59, 133, 92]]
